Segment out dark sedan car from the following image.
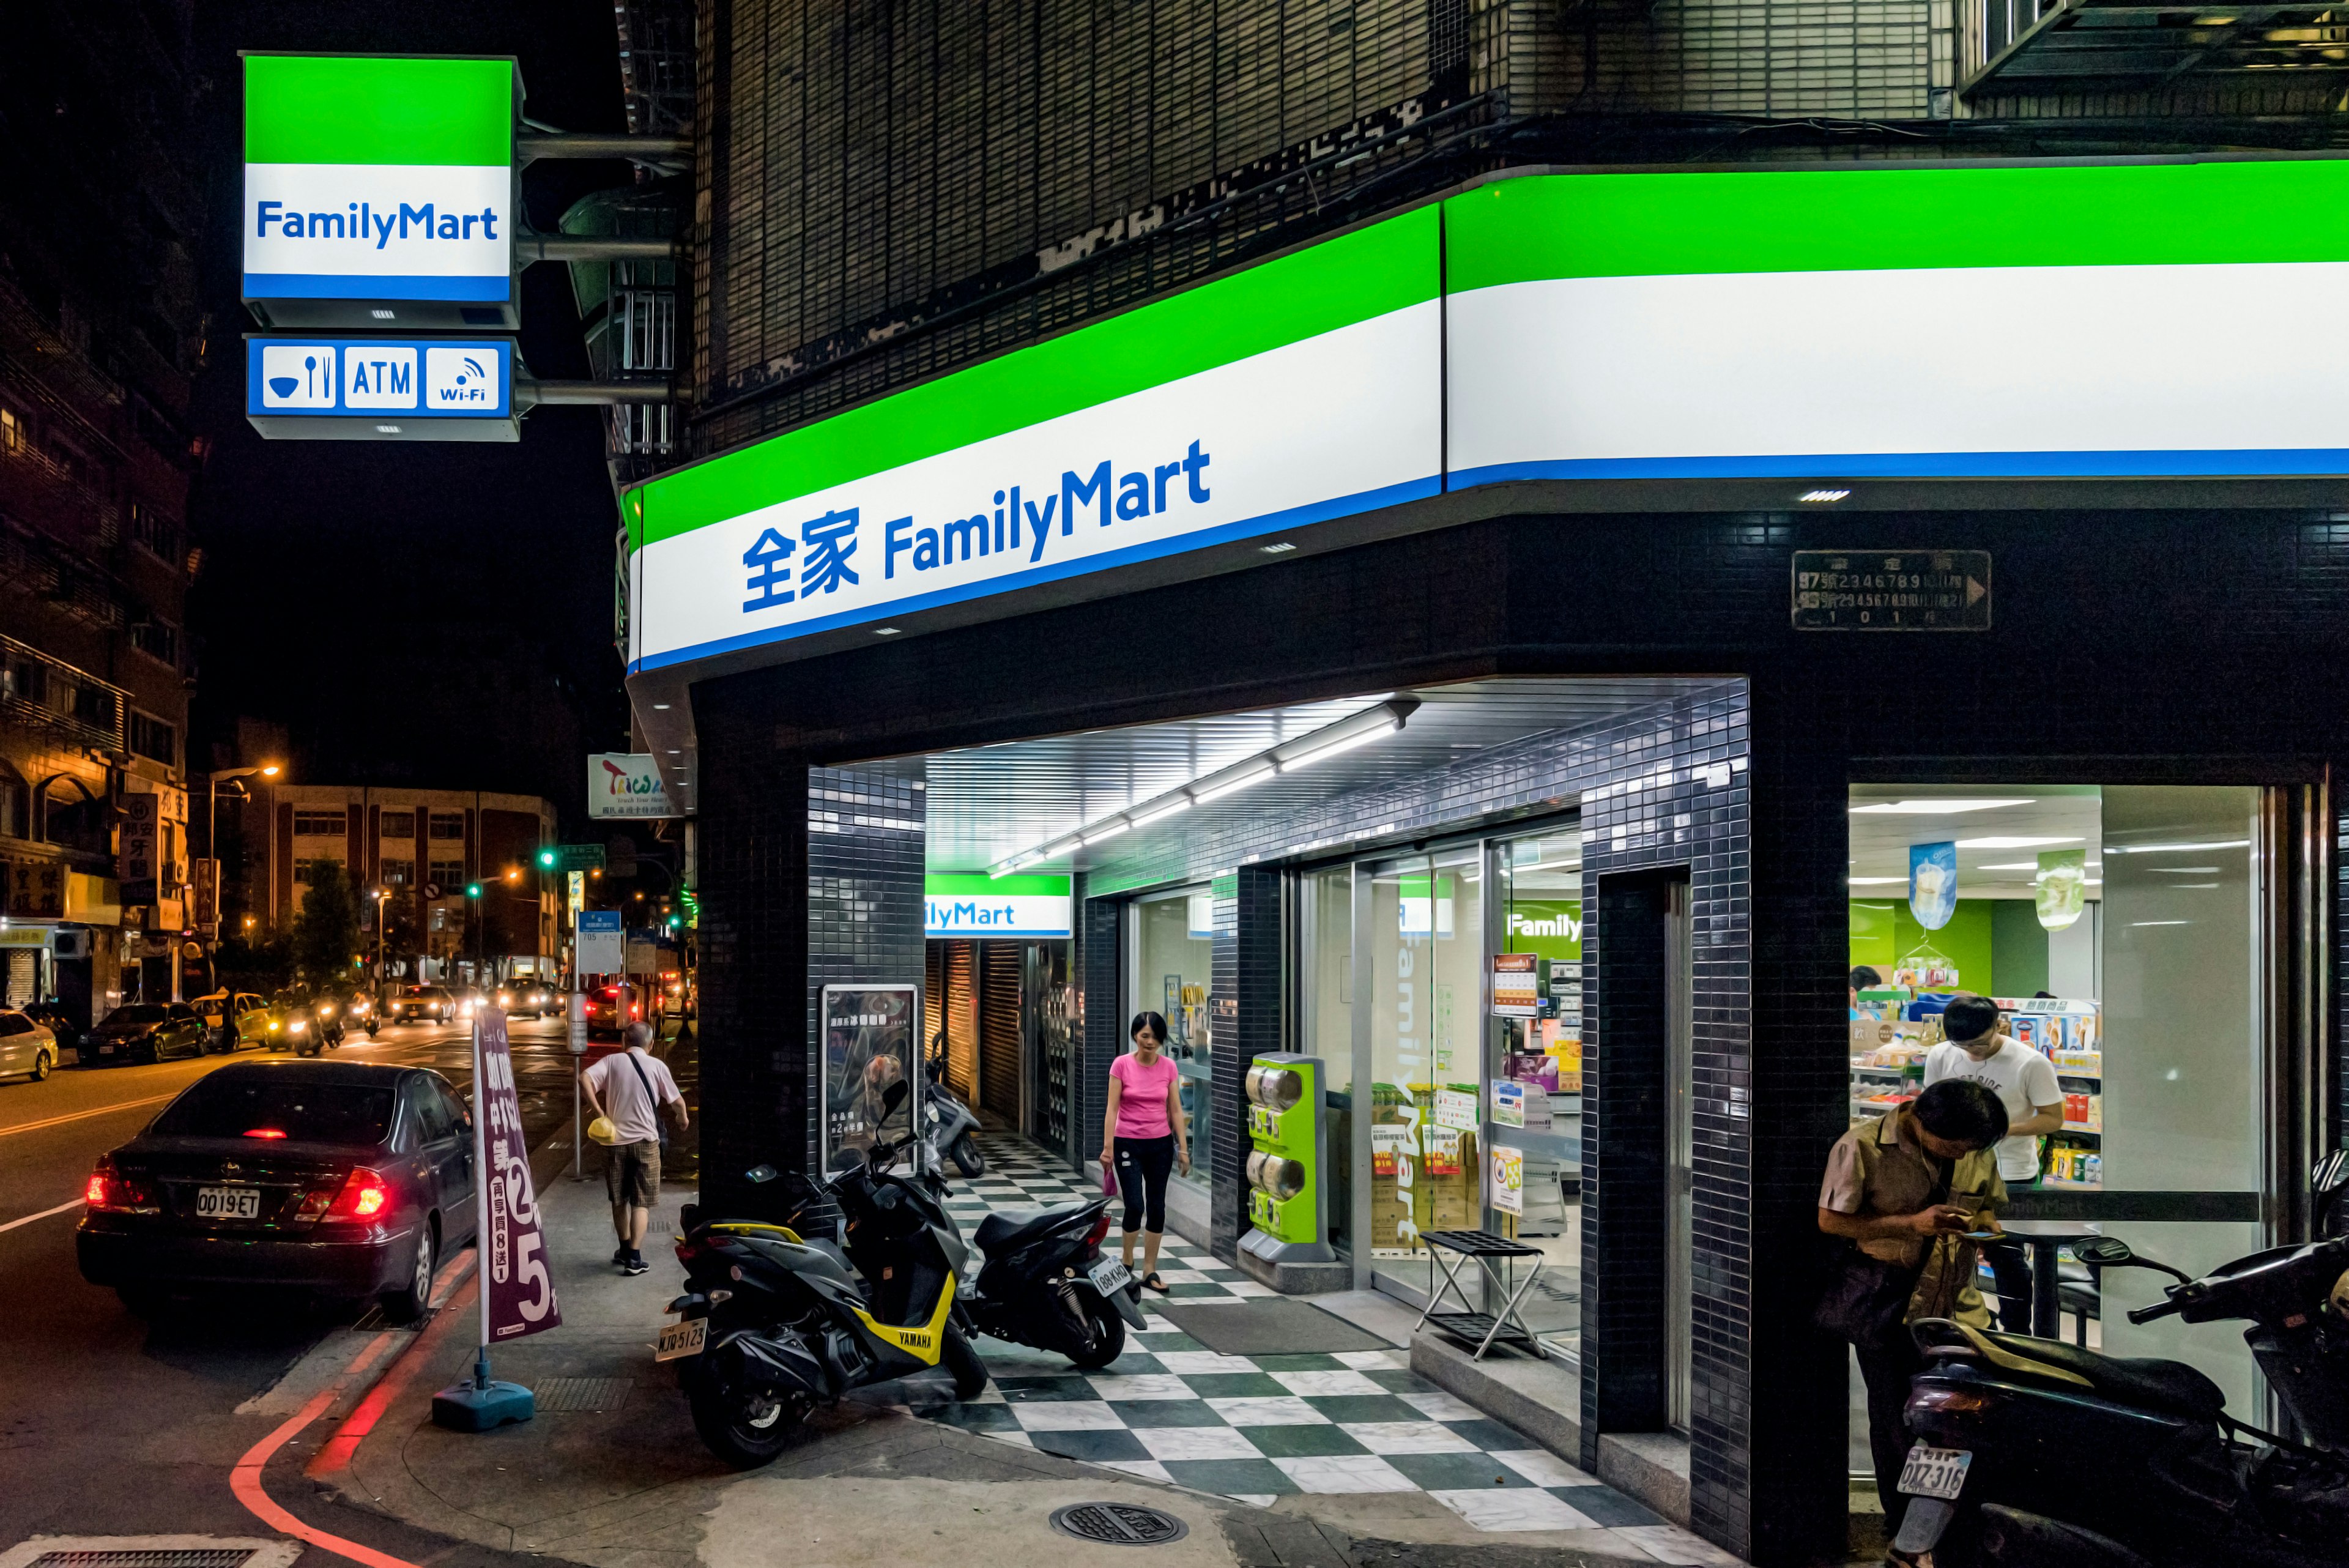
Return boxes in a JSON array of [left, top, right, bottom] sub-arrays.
[[78, 1060, 477, 1320], [84, 1002, 209, 1065]]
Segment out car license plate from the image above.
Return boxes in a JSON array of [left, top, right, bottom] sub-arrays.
[[99, 1044, 116, 1055], [1088, 1257, 1134, 1295], [197, 1186, 262, 1220], [656, 1316, 708, 1361], [1898, 1444, 1972, 1501]]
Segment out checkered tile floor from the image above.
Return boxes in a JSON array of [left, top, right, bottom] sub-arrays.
[[911, 1135, 1739, 1562]]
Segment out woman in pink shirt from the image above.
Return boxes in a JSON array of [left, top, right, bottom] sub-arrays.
[[1102, 1010, 1191, 1293]]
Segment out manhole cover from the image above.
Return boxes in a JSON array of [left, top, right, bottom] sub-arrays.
[[1047, 1503, 1189, 1546]]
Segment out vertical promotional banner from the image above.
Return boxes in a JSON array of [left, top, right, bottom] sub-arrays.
[[820, 984, 918, 1169], [477, 1009, 560, 1340]]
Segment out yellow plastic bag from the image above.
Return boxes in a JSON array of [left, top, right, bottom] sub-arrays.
[[587, 1115, 619, 1146]]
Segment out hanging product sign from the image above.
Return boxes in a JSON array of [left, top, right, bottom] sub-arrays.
[[1490, 1079, 1527, 1129], [242, 53, 518, 327], [625, 210, 1443, 674], [923, 873, 1071, 937], [820, 984, 919, 1169], [1490, 1146, 1526, 1217], [1491, 953, 1540, 1017], [2036, 847, 2088, 931], [587, 753, 676, 819], [1434, 1087, 1481, 1132], [117, 794, 159, 903], [245, 337, 516, 442], [476, 1008, 560, 1339], [575, 909, 623, 975], [1445, 159, 2349, 487], [1910, 841, 1958, 930]]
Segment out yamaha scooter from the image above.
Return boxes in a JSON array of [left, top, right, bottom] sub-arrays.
[[1893, 1152, 2349, 1567]]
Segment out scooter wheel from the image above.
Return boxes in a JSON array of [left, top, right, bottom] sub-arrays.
[[949, 1131, 986, 1179], [1063, 1296, 1126, 1371], [688, 1378, 812, 1468], [943, 1325, 990, 1400]]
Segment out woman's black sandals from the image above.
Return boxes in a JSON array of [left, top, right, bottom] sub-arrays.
[[1141, 1272, 1171, 1295]]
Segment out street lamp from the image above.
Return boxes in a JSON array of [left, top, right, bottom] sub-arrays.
[[204, 762, 281, 921]]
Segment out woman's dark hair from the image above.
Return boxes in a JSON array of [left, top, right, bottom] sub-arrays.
[[1130, 1011, 1170, 1047], [1913, 1079, 2009, 1148], [1849, 965, 1883, 992], [1940, 991, 2000, 1045]]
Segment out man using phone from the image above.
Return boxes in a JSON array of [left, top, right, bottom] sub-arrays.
[[1818, 1079, 2010, 1553], [1924, 991, 2065, 1331]]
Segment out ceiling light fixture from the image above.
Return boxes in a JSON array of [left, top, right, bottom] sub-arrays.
[[1846, 876, 1906, 885], [986, 696, 1419, 875], [874, 626, 900, 636], [1954, 836, 2083, 850], [1850, 798, 2034, 815], [1799, 488, 1852, 503], [2103, 840, 2251, 854]]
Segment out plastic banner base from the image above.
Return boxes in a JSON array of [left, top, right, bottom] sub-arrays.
[[430, 1379, 535, 1432]]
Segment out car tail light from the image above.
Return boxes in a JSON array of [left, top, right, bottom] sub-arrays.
[[85, 1158, 157, 1214], [244, 1128, 288, 1139], [315, 1167, 393, 1222]]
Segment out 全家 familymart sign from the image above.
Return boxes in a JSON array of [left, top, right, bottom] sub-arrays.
[[628, 155, 2349, 676]]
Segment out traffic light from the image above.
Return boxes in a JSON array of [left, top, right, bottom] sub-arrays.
[[666, 914, 681, 931], [537, 849, 556, 868], [466, 882, 483, 898]]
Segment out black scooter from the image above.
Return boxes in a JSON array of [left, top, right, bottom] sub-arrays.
[[1894, 1151, 2349, 1567]]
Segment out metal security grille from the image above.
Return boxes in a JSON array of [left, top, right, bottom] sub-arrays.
[[1047, 1503, 1189, 1545], [943, 939, 979, 1103], [979, 940, 1023, 1120]]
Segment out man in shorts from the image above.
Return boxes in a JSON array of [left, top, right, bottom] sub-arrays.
[[583, 1022, 689, 1275]]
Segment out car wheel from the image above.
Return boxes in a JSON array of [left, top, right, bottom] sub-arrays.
[[29, 1050, 51, 1082], [382, 1221, 436, 1324]]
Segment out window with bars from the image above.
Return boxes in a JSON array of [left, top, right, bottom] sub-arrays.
[[128, 502, 185, 566], [130, 618, 179, 666], [382, 857, 414, 885], [293, 808, 346, 837], [429, 858, 465, 890]]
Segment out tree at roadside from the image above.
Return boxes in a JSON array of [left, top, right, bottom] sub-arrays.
[[291, 860, 361, 984]]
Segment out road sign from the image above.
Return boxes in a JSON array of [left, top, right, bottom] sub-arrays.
[[1791, 550, 1991, 631], [552, 844, 607, 872], [576, 909, 624, 975], [246, 336, 517, 441]]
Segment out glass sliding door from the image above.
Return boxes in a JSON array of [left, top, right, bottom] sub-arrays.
[[1299, 865, 1354, 1257], [1132, 886, 1215, 1188], [1491, 825, 1584, 1351]]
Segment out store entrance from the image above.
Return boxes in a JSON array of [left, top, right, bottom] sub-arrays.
[[924, 937, 1068, 1143]]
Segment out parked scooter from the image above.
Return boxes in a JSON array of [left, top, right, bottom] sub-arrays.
[[1894, 1152, 2349, 1566], [923, 1033, 986, 1178], [658, 1083, 989, 1466]]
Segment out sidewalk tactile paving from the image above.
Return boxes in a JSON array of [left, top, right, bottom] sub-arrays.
[[914, 1132, 1712, 1553], [533, 1375, 635, 1413]]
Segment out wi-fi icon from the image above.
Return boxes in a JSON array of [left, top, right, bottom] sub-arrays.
[[456, 356, 487, 385]]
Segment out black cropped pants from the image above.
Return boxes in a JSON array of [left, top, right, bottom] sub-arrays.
[[1113, 1135, 1174, 1233]]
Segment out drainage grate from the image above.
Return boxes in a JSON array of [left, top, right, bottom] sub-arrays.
[[535, 1377, 634, 1413], [0, 1542, 300, 1568], [1047, 1504, 1189, 1546], [350, 1306, 434, 1333], [30, 1555, 258, 1568], [647, 1216, 673, 1234]]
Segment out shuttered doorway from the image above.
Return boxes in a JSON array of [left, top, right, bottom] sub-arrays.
[[979, 941, 1024, 1121]]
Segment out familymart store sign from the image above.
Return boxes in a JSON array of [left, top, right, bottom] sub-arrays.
[[925, 874, 1071, 939], [628, 155, 2349, 676]]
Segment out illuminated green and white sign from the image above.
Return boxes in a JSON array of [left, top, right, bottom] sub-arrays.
[[924, 873, 1071, 938], [242, 54, 516, 320]]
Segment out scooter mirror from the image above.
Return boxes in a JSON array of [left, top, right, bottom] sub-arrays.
[[744, 1163, 779, 1184], [2314, 1149, 2347, 1195], [882, 1080, 909, 1117], [2071, 1236, 2134, 1267]]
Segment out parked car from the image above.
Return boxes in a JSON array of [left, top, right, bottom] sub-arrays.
[[77, 1060, 479, 1321], [191, 992, 276, 1053], [384, 985, 457, 1025], [20, 1001, 81, 1052], [0, 1009, 60, 1082], [582, 983, 640, 1040], [85, 1003, 209, 1065], [495, 978, 553, 1019]]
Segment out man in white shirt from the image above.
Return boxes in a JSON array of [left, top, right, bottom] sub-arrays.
[[1924, 992, 2065, 1330], [583, 1023, 689, 1275]]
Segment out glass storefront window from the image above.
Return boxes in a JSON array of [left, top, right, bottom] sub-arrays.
[[1493, 827, 1584, 1350], [1300, 866, 1354, 1255], [1365, 849, 1482, 1263], [1132, 886, 1215, 1187]]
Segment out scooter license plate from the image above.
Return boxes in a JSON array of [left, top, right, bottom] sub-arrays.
[[1088, 1258, 1134, 1295], [656, 1316, 708, 1362], [1898, 1444, 1972, 1501]]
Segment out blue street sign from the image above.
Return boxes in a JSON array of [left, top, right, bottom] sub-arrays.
[[245, 335, 517, 441]]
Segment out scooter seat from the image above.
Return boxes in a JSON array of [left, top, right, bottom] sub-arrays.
[[974, 1202, 1099, 1254], [1976, 1328, 2226, 1419]]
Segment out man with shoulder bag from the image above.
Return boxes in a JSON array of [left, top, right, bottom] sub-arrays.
[[1817, 1078, 2011, 1562], [584, 1021, 689, 1275]]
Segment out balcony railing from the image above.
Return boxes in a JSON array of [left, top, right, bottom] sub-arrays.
[[1964, 0, 2349, 95], [0, 631, 127, 753]]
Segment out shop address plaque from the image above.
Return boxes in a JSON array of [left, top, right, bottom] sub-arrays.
[[1792, 550, 1991, 631]]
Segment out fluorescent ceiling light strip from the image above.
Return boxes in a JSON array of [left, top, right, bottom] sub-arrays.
[[1080, 820, 1132, 845], [2104, 840, 2251, 853], [1954, 836, 2082, 849], [1130, 796, 1195, 827], [1846, 877, 1906, 885], [1276, 716, 1401, 772], [1192, 762, 1275, 804], [1849, 798, 2034, 815]]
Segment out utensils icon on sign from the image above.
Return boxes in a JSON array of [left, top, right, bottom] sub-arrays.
[[258, 345, 338, 409]]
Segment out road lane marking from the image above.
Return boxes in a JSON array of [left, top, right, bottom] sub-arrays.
[[0, 1091, 179, 1139], [0, 1196, 84, 1234]]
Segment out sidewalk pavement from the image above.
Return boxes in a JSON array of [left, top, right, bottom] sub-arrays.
[[312, 1148, 1716, 1568]]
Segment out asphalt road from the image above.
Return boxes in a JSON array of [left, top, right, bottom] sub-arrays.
[[0, 1015, 588, 1558]]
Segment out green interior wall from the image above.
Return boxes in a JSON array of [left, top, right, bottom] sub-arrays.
[[1850, 897, 1997, 994], [1989, 899, 2050, 997]]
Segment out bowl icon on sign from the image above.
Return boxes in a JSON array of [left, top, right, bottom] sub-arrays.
[[258, 346, 337, 409], [269, 376, 300, 398]]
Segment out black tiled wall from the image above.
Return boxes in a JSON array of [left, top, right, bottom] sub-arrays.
[[1081, 890, 1121, 1173], [805, 762, 927, 1171]]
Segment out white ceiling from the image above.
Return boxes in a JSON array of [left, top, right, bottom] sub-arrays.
[[1847, 784, 2103, 901], [920, 678, 1711, 874]]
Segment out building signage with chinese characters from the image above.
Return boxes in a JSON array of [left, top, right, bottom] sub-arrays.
[[245, 337, 516, 441], [922, 873, 1071, 938], [242, 53, 516, 325], [117, 795, 159, 902], [587, 754, 675, 819], [1791, 551, 1992, 631]]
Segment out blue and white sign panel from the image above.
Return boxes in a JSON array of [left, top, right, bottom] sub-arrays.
[[576, 908, 625, 975], [245, 337, 516, 441]]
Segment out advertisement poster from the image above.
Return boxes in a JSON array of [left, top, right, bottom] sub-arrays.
[[821, 984, 919, 1169], [1433, 1087, 1480, 1132], [117, 793, 159, 896], [1490, 1146, 1524, 1217], [2036, 847, 2087, 931], [477, 1009, 560, 1340], [588, 753, 677, 819], [1490, 953, 1540, 1017], [1490, 1079, 1526, 1128], [1909, 841, 1958, 930]]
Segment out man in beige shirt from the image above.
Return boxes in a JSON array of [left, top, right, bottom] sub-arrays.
[[1819, 1078, 2009, 1555]]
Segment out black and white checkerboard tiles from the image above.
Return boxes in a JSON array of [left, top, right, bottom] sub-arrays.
[[921, 1135, 1741, 1562]]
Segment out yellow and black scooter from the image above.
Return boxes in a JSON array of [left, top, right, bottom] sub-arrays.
[[658, 1081, 989, 1467]]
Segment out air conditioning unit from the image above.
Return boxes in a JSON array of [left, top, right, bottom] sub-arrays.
[[51, 926, 92, 960]]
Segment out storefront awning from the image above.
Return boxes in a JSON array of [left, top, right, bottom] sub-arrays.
[[1965, 0, 2349, 95]]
